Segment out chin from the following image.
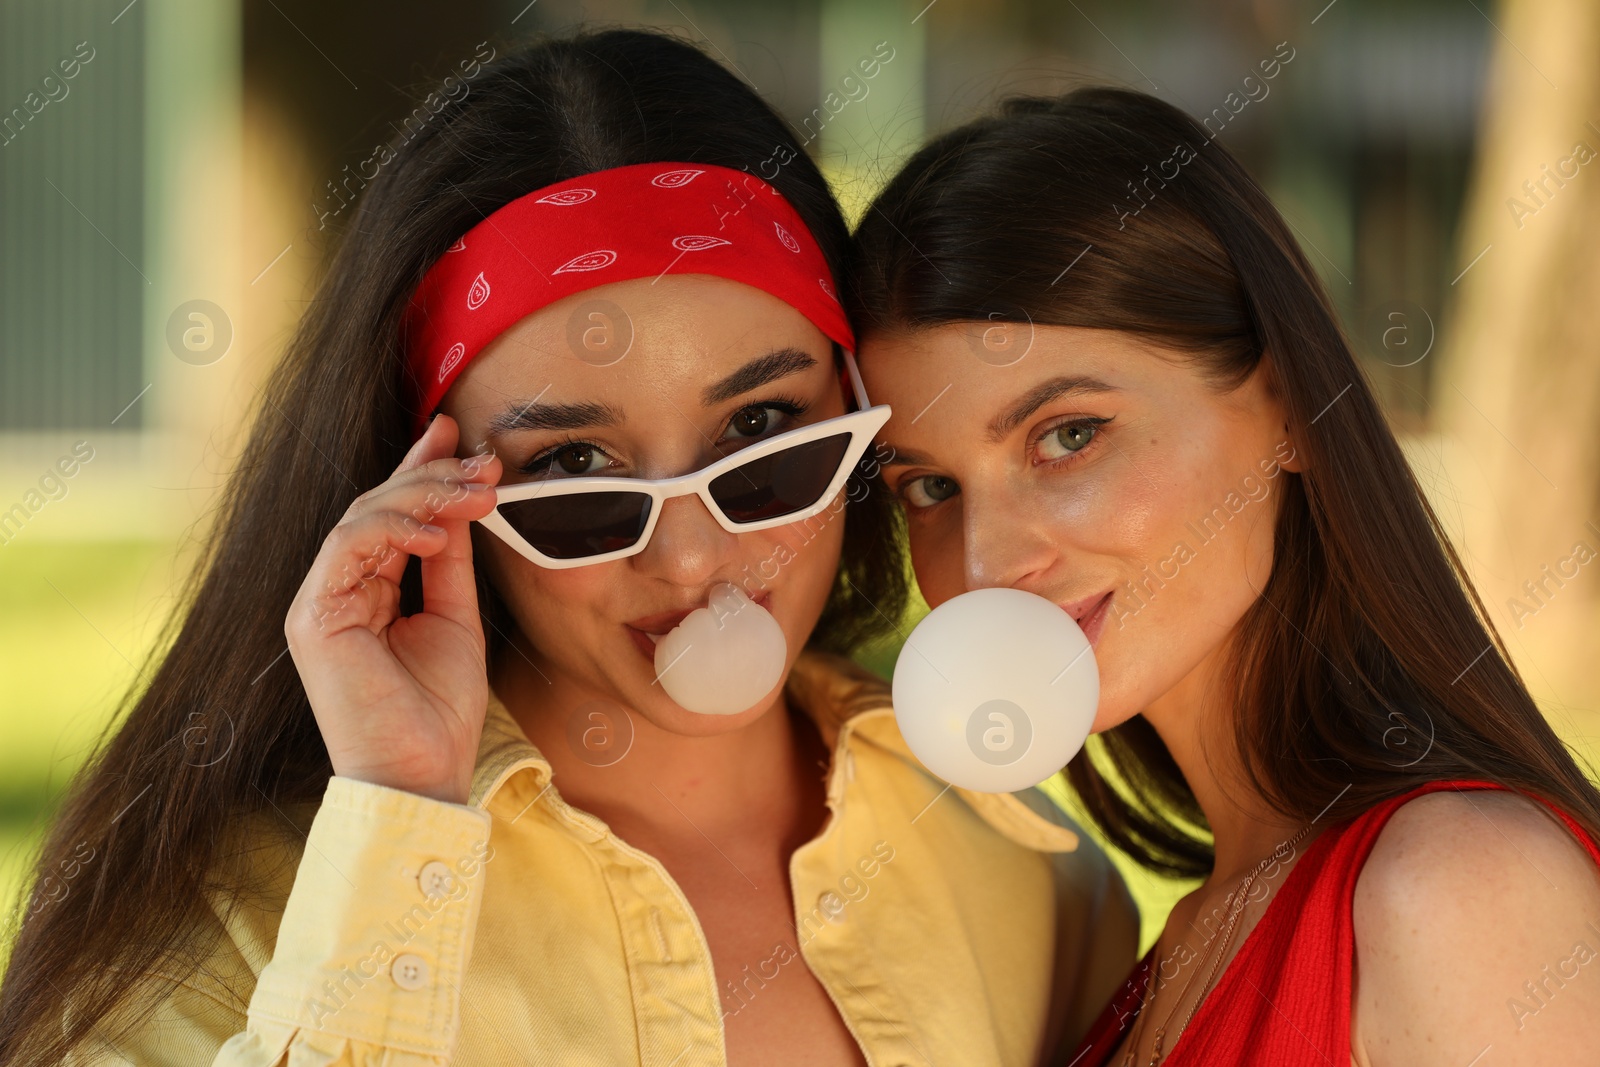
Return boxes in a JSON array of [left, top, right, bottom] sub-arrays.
[[1090, 708, 1141, 736], [1086, 685, 1137, 734], [632, 680, 788, 736], [1082, 648, 1159, 735]]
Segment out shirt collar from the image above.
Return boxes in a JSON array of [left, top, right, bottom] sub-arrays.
[[465, 648, 1081, 853]]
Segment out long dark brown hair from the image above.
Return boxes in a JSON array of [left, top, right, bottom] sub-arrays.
[[0, 29, 907, 1065], [848, 87, 1600, 878]]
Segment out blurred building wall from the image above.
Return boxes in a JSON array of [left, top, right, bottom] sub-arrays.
[[1, 0, 243, 546], [1, 1, 144, 433]]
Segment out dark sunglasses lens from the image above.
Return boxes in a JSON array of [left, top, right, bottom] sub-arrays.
[[709, 433, 852, 524], [497, 492, 653, 560]]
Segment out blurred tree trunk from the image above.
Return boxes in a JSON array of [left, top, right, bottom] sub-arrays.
[[1436, 0, 1600, 737]]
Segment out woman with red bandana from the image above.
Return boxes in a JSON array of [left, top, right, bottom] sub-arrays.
[[0, 31, 1134, 1067]]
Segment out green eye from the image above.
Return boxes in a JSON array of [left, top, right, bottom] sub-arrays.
[[1037, 422, 1099, 461], [903, 474, 959, 509]]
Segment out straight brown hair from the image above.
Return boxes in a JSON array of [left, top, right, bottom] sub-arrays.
[[848, 87, 1600, 878], [0, 29, 907, 1065]]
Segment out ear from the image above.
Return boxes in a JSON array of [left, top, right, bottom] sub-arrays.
[[1254, 351, 1305, 474], [1273, 427, 1306, 473]]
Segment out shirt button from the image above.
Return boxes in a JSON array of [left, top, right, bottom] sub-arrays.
[[418, 860, 456, 898], [820, 891, 847, 924], [391, 953, 430, 990]]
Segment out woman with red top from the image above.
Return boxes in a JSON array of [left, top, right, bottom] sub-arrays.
[[848, 86, 1600, 1065]]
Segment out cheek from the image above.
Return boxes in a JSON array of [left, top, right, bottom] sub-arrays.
[[761, 497, 847, 604], [476, 534, 607, 644], [903, 511, 968, 608], [1043, 465, 1159, 560], [1093, 437, 1283, 716]]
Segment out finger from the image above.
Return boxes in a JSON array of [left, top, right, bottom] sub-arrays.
[[344, 464, 500, 531], [397, 412, 459, 475], [395, 415, 502, 486], [305, 466, 500, 635], [299, 510, 450, 633], [307, 461, 498, 636], [412, 421, 497, 636], [348, 450, 503, 525], [417, 511, 488, 639]]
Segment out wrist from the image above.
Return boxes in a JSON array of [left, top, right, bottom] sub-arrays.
[[332, 763, 471, 806]]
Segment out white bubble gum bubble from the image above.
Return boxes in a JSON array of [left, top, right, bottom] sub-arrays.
[[892, 587, 1099, 793], [654, 583, 788, 716]]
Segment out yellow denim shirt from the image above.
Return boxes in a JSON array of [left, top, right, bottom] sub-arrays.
[[77, 650, 1136, 1066]]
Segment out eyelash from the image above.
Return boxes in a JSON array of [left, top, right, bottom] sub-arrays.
[[515, 395, 812, 476], [1028, 415, 1112, 468], [893, 415, 1113, 510]]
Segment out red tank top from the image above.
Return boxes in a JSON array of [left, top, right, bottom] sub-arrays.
[[1069, 780, 1600, 1066]]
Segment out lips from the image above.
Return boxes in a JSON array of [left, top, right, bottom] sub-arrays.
[[625, 591, 774, 662], [1057, 590, 1113, 649], [627, 607, 697, 639]]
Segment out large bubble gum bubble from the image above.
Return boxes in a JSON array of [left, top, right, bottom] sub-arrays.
[[892, 587, 1098, 793], [654, 583, 788, 716]]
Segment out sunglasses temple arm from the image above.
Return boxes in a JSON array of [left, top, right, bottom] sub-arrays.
[[841, 349, 873, 412]]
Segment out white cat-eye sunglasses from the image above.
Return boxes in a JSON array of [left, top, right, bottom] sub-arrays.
[[477, 351, 891, 568]]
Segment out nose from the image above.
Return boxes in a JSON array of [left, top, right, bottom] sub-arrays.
[[631, 492, 739, 587], [960, 482, 1057, 593]]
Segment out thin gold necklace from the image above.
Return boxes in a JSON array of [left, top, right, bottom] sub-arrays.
[[1119, 824, 1311, 1067]]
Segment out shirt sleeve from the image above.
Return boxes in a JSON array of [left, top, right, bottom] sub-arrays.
[[1010, 785, 1142, 1060], [70, 776, 494, 1067], [1049, 840, 1140, 1056]]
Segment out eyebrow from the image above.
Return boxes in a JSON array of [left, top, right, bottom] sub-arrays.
[[486, 399, 625, 435], [701, 348, 818, 406], [483, 347, 821, 434], [878, 374, 1120, 467], [985, 375, 1119, 443]]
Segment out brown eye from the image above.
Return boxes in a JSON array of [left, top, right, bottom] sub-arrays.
[[519, 442, 610, 477], [555, 444, 601, 474], [727, 406, 774, 438]]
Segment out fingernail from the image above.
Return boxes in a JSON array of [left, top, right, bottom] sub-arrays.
[[466, 481, 492, 492], [421, 523, 445, 534]]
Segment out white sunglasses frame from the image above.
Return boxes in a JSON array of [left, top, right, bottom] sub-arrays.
[[476, 350, 891, 569]]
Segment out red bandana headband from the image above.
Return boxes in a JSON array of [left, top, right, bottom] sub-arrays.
[[402, 161, 856, 440]]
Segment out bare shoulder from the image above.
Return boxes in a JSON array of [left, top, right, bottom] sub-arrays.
[[1360, 789, 1597, 896], [1351, 789, 1600, 1065]]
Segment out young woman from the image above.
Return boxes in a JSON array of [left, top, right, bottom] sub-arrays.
[[0, 31, 1136, 1067], [848, 87, 1600, 1066]]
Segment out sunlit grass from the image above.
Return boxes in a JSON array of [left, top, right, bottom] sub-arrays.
[[0, 539, 179, 940]]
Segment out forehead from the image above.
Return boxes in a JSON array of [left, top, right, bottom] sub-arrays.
[[857, 324, 1217, 454], [860, 323, 1112, 402], [863, 321, 1156, 375], [447, 274, 832, 412]]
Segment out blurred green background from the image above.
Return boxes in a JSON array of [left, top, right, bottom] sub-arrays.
[[5, 0, 1600, 962]]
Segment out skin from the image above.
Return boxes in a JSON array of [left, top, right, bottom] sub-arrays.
[[286, 274, 868, 1067], [858, 322, 1600, 1066]]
